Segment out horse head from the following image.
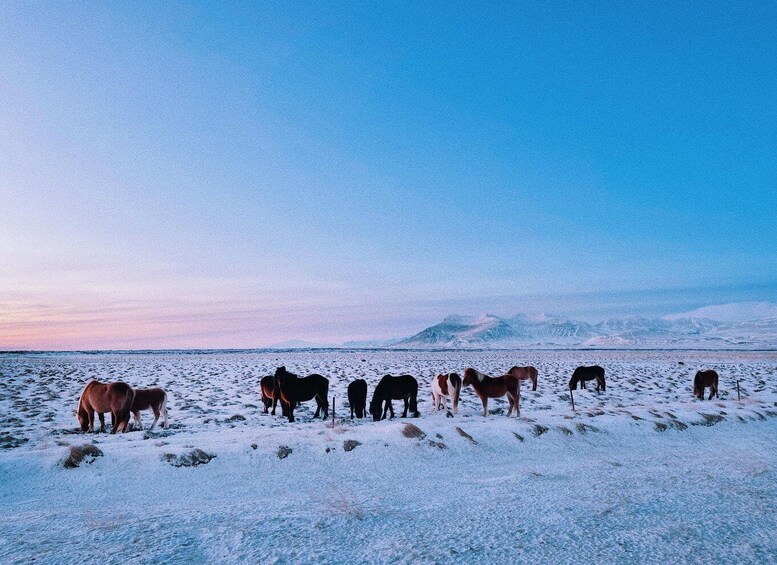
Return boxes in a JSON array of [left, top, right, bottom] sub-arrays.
[[462, 368, 478, 387], [76, 407, 89, 431], [369, 399, 382, 421]]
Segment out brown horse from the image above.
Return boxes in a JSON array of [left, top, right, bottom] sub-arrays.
[[506, 366, 538, 391], [261, 375, 294, 416], [131, 387, 168, 430], [462, 368, 520, 417], [76, 380, 134, 433], [274, 366, 329, 423], [693, 370, 719, 400]]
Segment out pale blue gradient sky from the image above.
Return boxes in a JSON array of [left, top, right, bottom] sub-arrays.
[[1, 2, 775, 348]]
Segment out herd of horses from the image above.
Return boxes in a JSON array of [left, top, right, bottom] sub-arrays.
[[75, 365, 721, 433], [76, 380, 168, 433]]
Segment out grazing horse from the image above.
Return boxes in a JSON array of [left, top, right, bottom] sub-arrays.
[[130, 387, 168, 431], [693, 370, 719, 400], [274, 366, 329, 423], [569, 366, 606, 392], [506, 366, 538, 391], [462, 368, 520, 417], [76, 380, 134, 433], [369, 375, 420, 421], [348, 379, 368, 419], [431, 373, 462, 415]]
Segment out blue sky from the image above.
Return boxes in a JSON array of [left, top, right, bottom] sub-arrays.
[[1, 2, 775, 348]]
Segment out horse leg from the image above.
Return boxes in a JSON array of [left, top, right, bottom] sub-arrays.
[[317, 395, 328, 420], [481, 396, 488, 417], [132, 410, 142, 431], [432, 393, 438, 413], [150, 407, 160, 431], [271, 395, 278, 416], [507, 395, 514, 417], [708, 386, 714, 401], [532, 377, 537, 392], [87, 409, 95, 433], [96, 412, 106, 433]]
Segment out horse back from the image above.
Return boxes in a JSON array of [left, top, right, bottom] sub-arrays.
[[82, 381, 134, 413], [132, 387, 165, 411], [284, 373, 329, 402], [375, 374, 417, 400], [348, 379, 367, 397], [260, 375, 276, 397]]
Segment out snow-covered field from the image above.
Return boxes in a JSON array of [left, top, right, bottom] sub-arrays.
[[1, 349, 776, 563]]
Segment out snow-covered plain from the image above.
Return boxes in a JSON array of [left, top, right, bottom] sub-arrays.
[[1, 350, 776, 563]]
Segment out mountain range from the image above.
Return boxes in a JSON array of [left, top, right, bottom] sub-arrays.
[[270, 303, 777, 349], [394, 312, 777, 349]]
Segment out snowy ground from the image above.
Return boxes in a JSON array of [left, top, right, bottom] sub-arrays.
[[1, 350, 776, 563]]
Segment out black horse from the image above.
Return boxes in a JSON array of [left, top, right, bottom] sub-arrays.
[[693, 369, 719, 400], [569, 365, 606, 392], [274, 367, 329, 423], [369, 374, 420, 421], [348, 379, 368, 419]]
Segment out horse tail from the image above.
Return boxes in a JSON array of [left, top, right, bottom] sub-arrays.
[[119, 386, 135, 432], [450, 373, 462, 406], [409, 377, 419, 414], [160, 390, 169, 428]]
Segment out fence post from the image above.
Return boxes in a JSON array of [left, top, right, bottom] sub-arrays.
[[570, 389, 575, 411], [332, 396, 336, 425], [736, 380, 741, 401]]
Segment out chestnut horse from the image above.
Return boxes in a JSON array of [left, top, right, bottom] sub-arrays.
[[506, 366, 538, 391], [693, 370, 719, 400], [462, 368, 520, 417], [348, 379, 368, 419], [274, 366, 329, 423], [369, 375, 420, 421], [261, 375, 294, 416], [76, 380, 134, 433], [431, 373, 462, 415], [569, 365, 606, 392], [131, 387, 168, 430]]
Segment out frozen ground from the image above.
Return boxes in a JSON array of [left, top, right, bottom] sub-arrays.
[[1, 350, 776, 563]]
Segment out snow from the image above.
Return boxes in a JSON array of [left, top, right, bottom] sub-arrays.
[[1, 350, 776, 563]]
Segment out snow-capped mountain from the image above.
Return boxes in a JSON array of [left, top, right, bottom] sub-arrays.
[[396, 312, 777, 349]]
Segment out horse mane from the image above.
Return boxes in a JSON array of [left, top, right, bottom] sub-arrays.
[[75, 379, 99, 413]]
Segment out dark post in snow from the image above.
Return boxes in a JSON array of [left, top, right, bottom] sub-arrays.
[[570, 389, 575, 411], [332, 396, 335, 425], [736, 380, 741, 401]]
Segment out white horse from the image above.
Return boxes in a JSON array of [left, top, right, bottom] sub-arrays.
[[431, 373, 462, 415]]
